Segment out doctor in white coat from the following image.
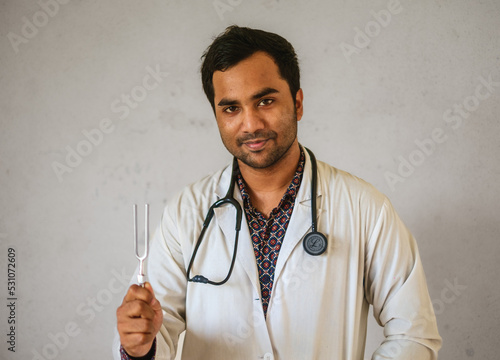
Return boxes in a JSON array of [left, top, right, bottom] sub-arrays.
[[115, 26, 441, 360]]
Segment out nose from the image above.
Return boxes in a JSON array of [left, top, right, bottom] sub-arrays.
[[241, 107, 265, 134]]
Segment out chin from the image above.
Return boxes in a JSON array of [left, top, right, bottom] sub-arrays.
[[237, 150, 283, 169]]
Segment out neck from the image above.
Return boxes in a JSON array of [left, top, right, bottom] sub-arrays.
[[238, 142, 301, 217]]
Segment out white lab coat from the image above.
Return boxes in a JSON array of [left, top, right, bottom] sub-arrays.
[[114, 150, 441, 359]]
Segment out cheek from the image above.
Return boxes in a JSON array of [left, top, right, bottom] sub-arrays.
[[216, 120, 237, 142], [217, 116, 239, 132]]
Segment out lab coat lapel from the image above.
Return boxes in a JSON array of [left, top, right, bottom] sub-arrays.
[[273, 148, 323, 283], [213, 166, 260, 294]]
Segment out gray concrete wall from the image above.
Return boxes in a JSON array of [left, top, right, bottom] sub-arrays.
[[1, 0, 499, 359]]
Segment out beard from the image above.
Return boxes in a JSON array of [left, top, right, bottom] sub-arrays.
[[221, 110, 298, 169]]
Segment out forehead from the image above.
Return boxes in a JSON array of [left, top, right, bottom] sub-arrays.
[[212, 52, 288, 101]]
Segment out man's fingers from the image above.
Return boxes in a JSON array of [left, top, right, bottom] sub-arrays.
[[122, 332, 153, 347], [117, 317, 157, 334], [122, 284, 154, 304], [117, 299, 156, 320], [117, 283, 160, 358]]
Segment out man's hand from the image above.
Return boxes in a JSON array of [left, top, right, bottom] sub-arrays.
[[117, 282, 163, 357]]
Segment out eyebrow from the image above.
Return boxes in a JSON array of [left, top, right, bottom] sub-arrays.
[[217, 87, 280, 107]]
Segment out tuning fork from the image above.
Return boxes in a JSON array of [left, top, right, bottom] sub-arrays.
[[133, 204, 149, 286]]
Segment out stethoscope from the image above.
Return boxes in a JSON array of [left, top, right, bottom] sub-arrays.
[[187, 147, 328, 286]]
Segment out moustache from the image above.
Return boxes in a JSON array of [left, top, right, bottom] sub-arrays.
[[237, 130, 277, 145]]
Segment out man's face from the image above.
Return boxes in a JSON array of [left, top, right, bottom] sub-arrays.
[[212, 51, 303, 169]]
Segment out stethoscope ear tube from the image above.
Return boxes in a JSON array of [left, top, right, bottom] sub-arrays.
[[187, 157, 242, 285]]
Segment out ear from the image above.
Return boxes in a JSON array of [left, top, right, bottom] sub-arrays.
[[295, 88, 304, 121]]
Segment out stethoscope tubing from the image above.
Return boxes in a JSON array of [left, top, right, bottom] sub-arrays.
[[187, 147, 327, 285]]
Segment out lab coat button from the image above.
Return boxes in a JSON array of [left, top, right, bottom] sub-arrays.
[[263, 353, 273, 360]]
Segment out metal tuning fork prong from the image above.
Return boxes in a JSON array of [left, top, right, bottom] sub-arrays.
[[133, 204, 149, 286]]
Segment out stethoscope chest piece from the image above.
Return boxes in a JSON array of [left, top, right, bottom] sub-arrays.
[[302, 148, 328, 256], [303, 231, 327, 256]]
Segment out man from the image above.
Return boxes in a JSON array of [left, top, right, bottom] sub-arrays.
[[115, 26, 441, 359]]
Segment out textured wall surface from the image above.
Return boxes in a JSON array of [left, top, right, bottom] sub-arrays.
[[1, 0, 499, 359]]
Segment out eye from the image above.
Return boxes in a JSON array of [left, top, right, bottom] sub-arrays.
[[258, 98, 274, 106], [223, 106, 239, 114]]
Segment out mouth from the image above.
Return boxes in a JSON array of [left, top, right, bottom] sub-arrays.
[[242, 139, 269, 151]]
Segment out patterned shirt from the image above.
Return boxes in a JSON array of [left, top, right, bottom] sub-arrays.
[[237, 149, 305, 317]]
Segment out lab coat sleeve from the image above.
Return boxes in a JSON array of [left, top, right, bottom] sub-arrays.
[[364, 200, 442, 359]]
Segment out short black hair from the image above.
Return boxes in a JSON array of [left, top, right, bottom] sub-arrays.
[[201, 25, 300, 112]]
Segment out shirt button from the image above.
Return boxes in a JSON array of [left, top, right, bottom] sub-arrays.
[[263, 353, 273, 360]]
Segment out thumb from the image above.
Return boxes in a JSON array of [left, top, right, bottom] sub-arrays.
[[144, 282, 163, 331], [144, 282, 162, 310], [143, 282, 156, 302]]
